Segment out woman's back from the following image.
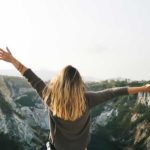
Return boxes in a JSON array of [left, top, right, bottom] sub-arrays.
[[49, 104, 91, 150]]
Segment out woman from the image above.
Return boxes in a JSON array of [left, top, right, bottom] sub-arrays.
[[0, 47, 150, 150]]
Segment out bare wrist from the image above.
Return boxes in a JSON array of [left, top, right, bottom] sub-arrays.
[[11, 57, 17, 64]]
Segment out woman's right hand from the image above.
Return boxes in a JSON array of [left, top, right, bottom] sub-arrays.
[[144, 84, 150, 92], [0, 47, 14, 63]]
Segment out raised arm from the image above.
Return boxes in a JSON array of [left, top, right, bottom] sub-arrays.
[[0, 47, 28, 74], [86, 87, 128, 109], [86, 85, 150, 109], [0, 47, 47, 98]]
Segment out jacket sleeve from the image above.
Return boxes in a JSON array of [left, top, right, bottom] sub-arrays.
[[86, 87, 129, 109], [23, 69, 47, 99]]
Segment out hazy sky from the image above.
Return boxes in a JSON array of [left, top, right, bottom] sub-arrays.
[[0, 0, 150, 80]]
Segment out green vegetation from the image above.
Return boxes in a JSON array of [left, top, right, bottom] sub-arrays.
[[0, 92, 25, 119], [133, 103, 147, 114], [0, 133, 23, 150], [131, 104, 150, 126]]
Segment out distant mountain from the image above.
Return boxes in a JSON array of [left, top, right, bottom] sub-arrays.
[[0, 69, 56, 81], [0, 69, 99, 82]]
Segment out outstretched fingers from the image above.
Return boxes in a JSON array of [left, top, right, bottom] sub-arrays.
[[0, 48, 4, 54], [0, 49, 4, 58], [6, 47, 12, 55]]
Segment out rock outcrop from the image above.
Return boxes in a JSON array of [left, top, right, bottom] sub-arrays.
[[0, 75, 49, 150]]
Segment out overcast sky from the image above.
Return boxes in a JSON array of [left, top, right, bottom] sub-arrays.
[[0, 0, 150, 80]]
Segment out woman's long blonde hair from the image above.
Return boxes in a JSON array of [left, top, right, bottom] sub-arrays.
[[43, 65, 86, 121]]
